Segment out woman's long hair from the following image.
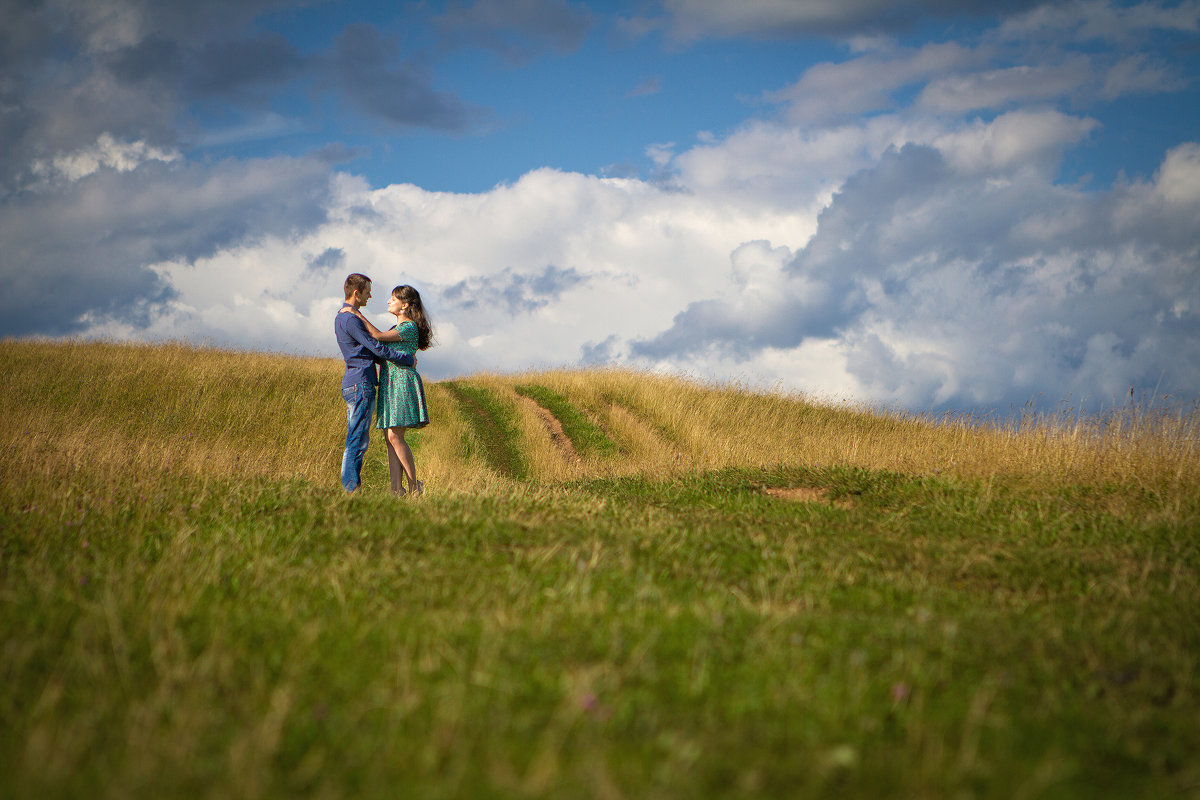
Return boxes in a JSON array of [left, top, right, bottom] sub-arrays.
[[393, 285, 434, 350]]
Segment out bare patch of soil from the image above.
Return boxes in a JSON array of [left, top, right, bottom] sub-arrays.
[[763, 486, 853, 508], [520, 396, 581, 462]]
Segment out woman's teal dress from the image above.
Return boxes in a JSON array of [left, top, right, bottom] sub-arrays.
[[376, 321, 429, 430]]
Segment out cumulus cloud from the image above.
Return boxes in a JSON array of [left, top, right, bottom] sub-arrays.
[[59, 163, 817, 379], [0, 2, 487, 197], [1150, 141, 1200, 207], [0, 153, 334, 338], [50, 104, 1194, 412], [2, 0, 1196, 415], [31, 133, 181, 182], [669, 114, 949, 213], [766, 42, 977, 123], [631, 130, 1200, 410], [932, 109, 1099, 174], [12, 128, 1194, 411], [0, 0, 315, 185]]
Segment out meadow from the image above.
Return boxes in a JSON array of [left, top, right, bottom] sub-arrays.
[[1, 339, 1198, 799]]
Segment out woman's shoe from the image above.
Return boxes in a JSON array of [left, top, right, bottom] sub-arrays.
[[409, 480, 424, 498]]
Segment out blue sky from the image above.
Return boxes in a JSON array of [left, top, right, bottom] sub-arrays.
[[2, 0, 1199, 412], [188, 3, 850, 191]]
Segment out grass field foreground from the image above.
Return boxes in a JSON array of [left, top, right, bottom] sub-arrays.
[[1, 339, 1198, 799]]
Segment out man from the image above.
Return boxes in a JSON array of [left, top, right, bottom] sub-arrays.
[[335, 273, 414, 491]]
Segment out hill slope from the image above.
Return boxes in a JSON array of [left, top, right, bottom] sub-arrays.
[[3, 340, 1194, 494], [2, 340, 1198, 799]]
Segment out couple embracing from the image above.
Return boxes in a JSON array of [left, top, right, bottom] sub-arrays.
[[335, 273, 433, 496]]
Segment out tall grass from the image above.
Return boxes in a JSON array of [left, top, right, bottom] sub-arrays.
[[4, 340, 1195, 496], [506, 366, 1200, 498], [2, 340, 1198, 799]]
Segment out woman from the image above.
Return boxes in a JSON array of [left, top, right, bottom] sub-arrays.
[[340, 285, 433, 496]]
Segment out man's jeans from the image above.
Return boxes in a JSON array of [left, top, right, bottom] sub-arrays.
[[340, 383, 376, 492]]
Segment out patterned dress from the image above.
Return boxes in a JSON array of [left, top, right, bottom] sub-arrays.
[[376, 321, 429, 430]]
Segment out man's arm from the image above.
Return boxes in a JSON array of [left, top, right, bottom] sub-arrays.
[[343, 316, 414, 366], [340, 306, 401, 342]]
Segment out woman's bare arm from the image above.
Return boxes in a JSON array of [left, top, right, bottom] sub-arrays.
[[339, 307, 401, 342]]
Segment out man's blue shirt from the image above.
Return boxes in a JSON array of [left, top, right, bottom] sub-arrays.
[[335, 303, 414, 388]]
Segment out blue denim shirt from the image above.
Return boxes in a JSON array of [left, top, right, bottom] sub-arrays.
[[335, 303, 414, 388]]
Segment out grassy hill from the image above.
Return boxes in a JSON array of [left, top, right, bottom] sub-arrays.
[[2, 340, 1198, 799]]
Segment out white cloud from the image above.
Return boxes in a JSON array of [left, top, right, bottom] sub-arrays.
[[917, 59, 1093, 112], [997, 0, 1200, 42], [644, 141, 675, 168], [670, 114, 950, 218], [31, 133, 181, 182], [933, 110, 1099, 174], [631, 135, 1200, 410], [766, 3, 1194, 126], [47, 111, 1193, 412], [1100, 54, 1186, 99], [1109, 141, 1200, 245], [767, 42, 976, 123], [0, 152, 333, 337], [91, 164, 818, 379], [7, 0, 1197, 415], [1153, 142, 1200, 207]]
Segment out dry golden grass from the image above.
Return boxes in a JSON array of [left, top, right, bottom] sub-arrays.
[[3, 341, 336, 485], [418, 382, 507, 494], [515, 367, 1200, 496], [2, 340, 1196, 503], [452, 372, 578, 485]]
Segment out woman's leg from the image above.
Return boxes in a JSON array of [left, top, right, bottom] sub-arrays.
[[384, 429, 405, 494], [386, 427, 422, 496]]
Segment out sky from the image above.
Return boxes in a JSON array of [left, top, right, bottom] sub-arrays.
[[2, 0, 1199, 414]]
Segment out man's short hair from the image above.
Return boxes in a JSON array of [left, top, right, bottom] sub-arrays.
[[344, 273, 371, 300]]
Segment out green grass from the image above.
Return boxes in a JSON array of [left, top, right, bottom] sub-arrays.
[[443, 380, 530, 481], [4, 466, 1198, 798], [515, 383, 619, 458], [2, 341, 1198, 799]]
